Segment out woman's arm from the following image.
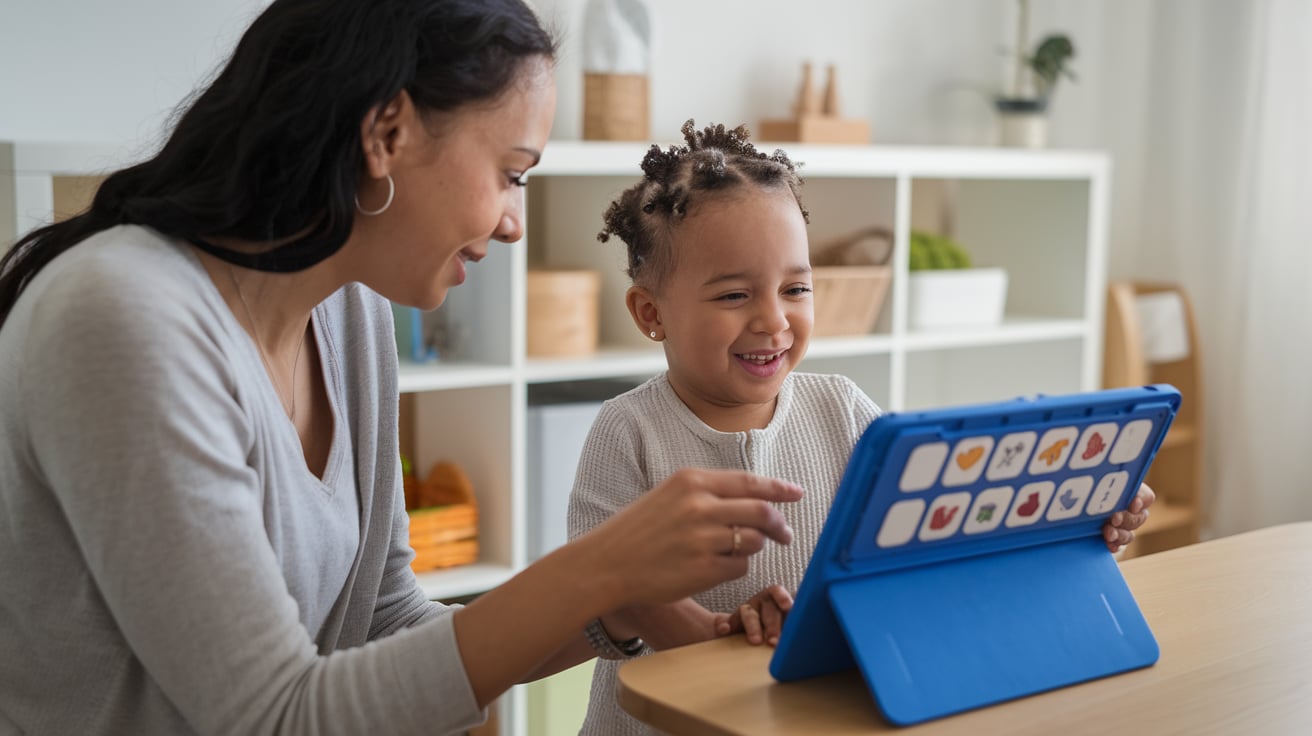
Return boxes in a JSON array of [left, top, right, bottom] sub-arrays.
[[454, 467, 801, 707]]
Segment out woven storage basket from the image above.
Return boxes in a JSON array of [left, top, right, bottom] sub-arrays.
[[811, 265, 892, 337], [583, 72, 650, 141], [526, 270, 601, 358], [408, 461, 479, 573]]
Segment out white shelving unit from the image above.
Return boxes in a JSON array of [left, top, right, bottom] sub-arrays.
[[3, 139, 1110, 736]]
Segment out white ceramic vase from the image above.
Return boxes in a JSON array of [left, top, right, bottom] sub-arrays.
[[998, 111, 1048, 148]]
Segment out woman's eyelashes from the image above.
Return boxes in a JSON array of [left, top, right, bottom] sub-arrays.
[[508, 172, 528, 187]]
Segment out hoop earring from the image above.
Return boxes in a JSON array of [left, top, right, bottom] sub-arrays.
[[355, 175, 395, 216]]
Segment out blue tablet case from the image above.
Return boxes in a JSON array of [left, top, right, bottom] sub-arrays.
[[769, 385, 1180, 726]]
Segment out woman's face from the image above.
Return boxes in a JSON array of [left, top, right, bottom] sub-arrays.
[[353, 56, 557, 309]]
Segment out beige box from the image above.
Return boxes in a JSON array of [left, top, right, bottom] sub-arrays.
[[758, 114, 870, 145], [526, 270, 601, 357]]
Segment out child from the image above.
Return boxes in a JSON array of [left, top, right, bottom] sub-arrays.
[[566, 121, 1153, 736]]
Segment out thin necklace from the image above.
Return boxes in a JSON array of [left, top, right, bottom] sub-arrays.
[[226, 264, 303, 422]]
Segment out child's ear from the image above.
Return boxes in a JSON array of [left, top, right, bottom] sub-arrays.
[[626, 285, 664, 341]]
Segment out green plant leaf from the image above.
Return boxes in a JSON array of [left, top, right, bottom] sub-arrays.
[[910, 230, 972, 271]]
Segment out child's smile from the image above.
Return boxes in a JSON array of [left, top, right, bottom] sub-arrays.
[[637, 188, 814, 432], [734, 349, 790, 378]]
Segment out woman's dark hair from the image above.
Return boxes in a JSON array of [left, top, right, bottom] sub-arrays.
[[598, 120, 808, 290], [0, 0, 556, 327]]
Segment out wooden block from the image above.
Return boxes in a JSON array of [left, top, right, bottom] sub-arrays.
[[758, 115, 870, 144]]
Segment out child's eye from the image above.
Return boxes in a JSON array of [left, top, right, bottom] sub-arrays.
[[786, 286, 813, 297], [717, 292, 748, 302], [508, 172, 528, 187]]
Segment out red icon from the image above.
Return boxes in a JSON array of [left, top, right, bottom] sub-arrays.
[[929, 506, 959, 530], [1017, 492, 1040, 517], [1082, 432, 1106, 460]]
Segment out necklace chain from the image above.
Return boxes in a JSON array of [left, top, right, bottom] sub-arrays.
[[226, 265, 303, 422]]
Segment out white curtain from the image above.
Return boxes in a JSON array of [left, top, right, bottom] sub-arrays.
[[1129, 0, 1312, 536]]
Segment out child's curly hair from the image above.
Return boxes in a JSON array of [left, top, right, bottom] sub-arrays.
[[598, 120, 809, 289]]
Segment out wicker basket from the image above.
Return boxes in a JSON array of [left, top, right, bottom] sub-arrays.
[[583, 72, 650, 141], [526, 270, 601, 358], [408, 461, 479, 573], [812, 265, 892, 337]]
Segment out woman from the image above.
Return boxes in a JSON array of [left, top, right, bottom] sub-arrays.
[[0, 1, 803, 734]]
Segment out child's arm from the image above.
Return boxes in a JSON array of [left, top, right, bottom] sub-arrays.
[[1103, 483, 1156, 552], [605, 598, 721, 650], [608, 583, 793, 649], [713, 584, 793, 646]]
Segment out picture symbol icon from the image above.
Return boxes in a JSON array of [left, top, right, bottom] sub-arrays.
[[1082, 432, 1106, 460], [929, 506, 959, 530], [1059, 488, 1077, 509], [1017, 492, 1040, 517]]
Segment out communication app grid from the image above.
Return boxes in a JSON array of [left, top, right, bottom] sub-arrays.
[[845, 403, 1168, 568]]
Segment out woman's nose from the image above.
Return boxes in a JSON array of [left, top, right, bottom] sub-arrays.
[[492, 193, 525, 244]]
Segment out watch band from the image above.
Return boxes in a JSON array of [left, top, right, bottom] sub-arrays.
[[584, 618, 646, 660]]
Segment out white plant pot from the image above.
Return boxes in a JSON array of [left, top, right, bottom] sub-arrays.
[[907, 268, 1009, 329], [998, 111, 1048, 148]]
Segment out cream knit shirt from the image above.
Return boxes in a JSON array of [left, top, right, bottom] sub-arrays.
[[567, 372, 881, 736]]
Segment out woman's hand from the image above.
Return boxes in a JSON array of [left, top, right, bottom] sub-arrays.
[[714, 584, 793, 646], [1103, 483, 1155, 552], [579, 468, 803, 612]]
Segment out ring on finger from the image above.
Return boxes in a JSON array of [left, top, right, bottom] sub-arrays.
[[730, 525, 742, 556]]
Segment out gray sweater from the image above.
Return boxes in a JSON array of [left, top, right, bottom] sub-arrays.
[[567, 372, 881, 736], [0, 227, 482, 735]]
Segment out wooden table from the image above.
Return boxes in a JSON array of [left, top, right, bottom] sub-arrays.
[[619, 522, 1312, 735]]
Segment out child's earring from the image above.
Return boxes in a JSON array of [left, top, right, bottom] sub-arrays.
[[649, 331, 658, 339]]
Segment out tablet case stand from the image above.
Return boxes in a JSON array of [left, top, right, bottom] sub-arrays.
[[770, 385, 1180, 726]]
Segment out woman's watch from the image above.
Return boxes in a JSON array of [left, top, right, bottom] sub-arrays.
[[584, 617, 646, 660]]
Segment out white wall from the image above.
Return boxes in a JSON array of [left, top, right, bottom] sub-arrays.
[[0, 3, 1179, 315], [1, 1, 1129, 149], [0, 0, 1163, 280], [0, 0, 269, 152], [537, 0, 1016, 146], [1, 0, 1201, 285]]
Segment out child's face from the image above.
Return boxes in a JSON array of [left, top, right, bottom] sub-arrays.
[[652, 188, 813, 429]]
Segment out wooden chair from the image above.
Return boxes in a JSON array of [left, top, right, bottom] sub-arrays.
[[1103, 281, 1204, 557]]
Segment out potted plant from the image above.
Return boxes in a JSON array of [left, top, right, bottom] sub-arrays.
[[907, 230, 1009, 329], [994, 0, 1076, 148]]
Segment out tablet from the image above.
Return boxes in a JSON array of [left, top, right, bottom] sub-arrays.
[[769, 384, 1180, 725]]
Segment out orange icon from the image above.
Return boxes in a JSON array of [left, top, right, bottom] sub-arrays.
[[956, 446, 985, 470], [1037, 439, 1070, 466]]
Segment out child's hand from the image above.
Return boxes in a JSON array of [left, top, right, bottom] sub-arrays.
[[714, 584, 793, 646], [1103, 483, 1156, 553]]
